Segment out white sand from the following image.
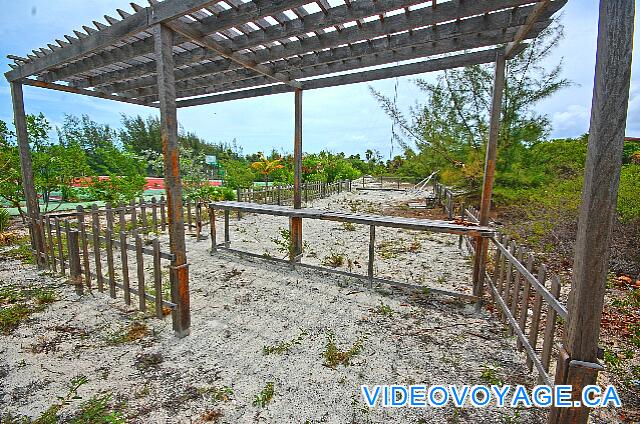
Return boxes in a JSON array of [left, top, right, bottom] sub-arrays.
[[0, 189, 545, 423]]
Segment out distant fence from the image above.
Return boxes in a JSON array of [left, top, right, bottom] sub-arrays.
[[236, 180, 352, 205], [433, 183, 570, 385]]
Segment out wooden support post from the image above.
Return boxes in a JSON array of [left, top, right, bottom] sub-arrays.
[[120, 231, 131, 305], [10, 81, 45, 268], [77, 206, 91, 287], [552, 2, 635, 423], [291, 88, 303, 257], [155, 23, 190, 337], [91, 205, 104, 291], [153, 238, 163, 319], [160, 196, 167, 231], [135, 231, 146, 312], [67, 230, 83, 296], [209, 206, 217, 253], [472, 52, 506, 309], [55, 217, 65, 275], [224, 210, 230, 248], [368, 225, 376, 289]]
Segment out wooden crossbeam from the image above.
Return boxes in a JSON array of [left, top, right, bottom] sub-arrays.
[[70, 0, 543, 90], [505, 0, 551, 58], [146, 23, 543, 102], [102, 1, 564, 96], [175, 46, 524, 108], [21, 79, 155, 107], [164, 19, 302, 89], [5, 0, 219, 81]]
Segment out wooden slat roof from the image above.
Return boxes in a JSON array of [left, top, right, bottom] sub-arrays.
[[5, 0, 566, 107]]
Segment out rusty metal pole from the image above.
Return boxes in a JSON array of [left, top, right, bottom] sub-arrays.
[[10, 81, 45, 269], [472, 52, 505, 309], [550, 1, 635, 423], [291, 88, 303, 259], [155, 24, 190, 337]]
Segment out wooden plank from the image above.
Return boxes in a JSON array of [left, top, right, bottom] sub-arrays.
[[120, 231, 131, 305], [140, 197, 148, 234], [105, 228, 116, 298], [505, 0, 551, 58], [541, 276, 561, 371], [472, 51, 505, 300], [153, 238, 163, 319], [20, 79, 153, 107], [135, 232, 146, 312], [563, 0, 635, 370], [368, 225, 375, 289], [10, 82, 45, 268], [5, 0, 219, 81], [517, 251, 534, 351], [46, 216, 57, 273], [55, 217, 66, 275], [91, 204, 104, 291], [187, 199, 193, 232], [129, 199, 138, 231], [209, 206, 217, 253], [151, 197, 159, 233], [176, 47, 518, 107], [155, 23, 190, 337], [509, 247, 525, 334], [501, 240, 516, 324], [76, 206, 91, 287], [165, 19, 302, 89], [113, 2, 558, 95], [224, 210, 230, 248], [67, 230, 83, 295], [292, 89, 303, 257], [160, 195, 167, 231], [527, 265, 547, 371]]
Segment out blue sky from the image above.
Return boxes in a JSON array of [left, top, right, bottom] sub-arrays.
[[0, 1, 638, 158]]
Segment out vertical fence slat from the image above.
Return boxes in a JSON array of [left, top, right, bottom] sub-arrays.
[[151, 197, 159, 233], [153, 238, 163, 319], [140, 197, 148, 234], [527, 264, 547, 371], [67, 230, 83, 296], [91, 204, 104, 292], [541, 276, 561, 372], [135, 232, 146, 312], [46, 216, 57, 273], [195, 201, 202, 241], [224, 210, 230, 248], [55, 217, 66, 275], [210, 206, 217, 253], [517, 252, 535, 351], [120, 230, 131, 305], [105, 228, 116, 299], [509, 247, 525, 334], [129, 199, 137, 232], [77, 206, 91, 288], [501, 240, 516, 323], [160, 196, 167, 231]]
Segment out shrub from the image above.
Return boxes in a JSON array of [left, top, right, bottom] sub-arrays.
[[0, 207, 10, 232], [86, 175, 146, 203], [618, 164, 640, 222]]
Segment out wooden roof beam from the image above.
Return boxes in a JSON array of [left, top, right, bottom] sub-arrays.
[[113, 2, 561, 97], [78, 0, 560, 91], [21, 79, 155, 107], [164, 19, 302, 89], [175, 46, 526, 108], [5, 0, 220, 81], [505, 0, 551, 58]]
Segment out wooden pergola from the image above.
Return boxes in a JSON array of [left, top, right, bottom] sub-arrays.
[[5, 1, 635, 422]]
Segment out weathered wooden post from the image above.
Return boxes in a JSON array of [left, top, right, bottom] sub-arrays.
[[155, 23, 190, 337], [550, 1, 635, 423], [67, 229, 83, 296], [291, 88, 303, 258], [9, 82, 45, 269], [472, 52, 506, 309]]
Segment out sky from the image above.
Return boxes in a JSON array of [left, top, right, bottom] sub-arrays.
[[0, 1, 638, 158]]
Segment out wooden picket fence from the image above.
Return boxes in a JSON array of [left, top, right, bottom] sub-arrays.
[[39, 199, 177, 319], [432, 185, 569, 386], [235, 180, 352, 205]]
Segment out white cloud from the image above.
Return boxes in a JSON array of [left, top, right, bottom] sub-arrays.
[[552, 105, 590, 136]]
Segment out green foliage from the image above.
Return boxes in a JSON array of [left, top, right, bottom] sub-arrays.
[[253, 382, 275, 407], [86, 175, 146, 203], [322, 331, 366, 368], [262, 329, 308, 355], [0, 285, 57, 335], [618, 164, 640, 222], [222, 159, 255, 189], [0, 207, 11, 231]]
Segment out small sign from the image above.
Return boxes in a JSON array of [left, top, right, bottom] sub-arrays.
[[205, 155, 217, 165]]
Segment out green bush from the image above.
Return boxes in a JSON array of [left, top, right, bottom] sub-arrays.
[[618, 164, 640, 222], [86, 175, 146, 203], [0, 208, 10, 232], [187, 185, 235, 201]]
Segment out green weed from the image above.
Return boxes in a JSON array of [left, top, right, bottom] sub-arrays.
[[253, 382, 275, 407], [323, 331, 366, 368], [263, 329, 308, 355]]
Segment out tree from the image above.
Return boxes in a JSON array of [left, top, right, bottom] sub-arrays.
[[371, 23, 570, 193], [250, 153, 284, 187]]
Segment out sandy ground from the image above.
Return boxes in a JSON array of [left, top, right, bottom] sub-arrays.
[[1, 189, 547, 423]]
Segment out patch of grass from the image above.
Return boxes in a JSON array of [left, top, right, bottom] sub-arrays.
[[198, 386, 234, 402], [323, 331, 366, 368], [253, 382, 275, 407], [322, 252, 345, 268], [0, 208, 10, 231], [0, 286, 57, 335], [105, 321, 149, 345], [263, 329, 308, 355], [4, 236, 34, 264], [342, 222, 356, 231], [480, 364, 503, 385], [373, 302, 394, 316], [408, 237, 422, 252]]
